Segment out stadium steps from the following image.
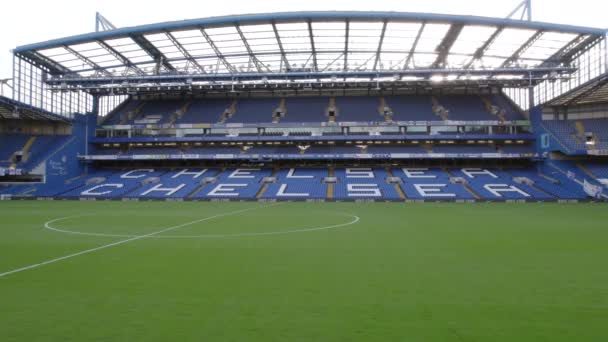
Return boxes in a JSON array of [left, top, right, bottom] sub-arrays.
[[577, 163, 599, 180], [218, 100, 237, 123], [504, 169, 555, 199], [10, 136, 36, 168], [446, 169, 481, 199], [120, 102, 145, 125], [255, 168, 277, 199], [481, 96, 506, 122], [538, 172, 559, 183], [327, 97, 337, 123], [168, 101, 192, 125], [186, 183, 207, 199], [256, 184, 269, 199], [431, 96, 449, 120], [386, 167, 406, 200], [326, 166, 335, 200], [463, 184, 481, 200], [379, 97, 392, 122], [273, 99, 286, 124], [575, 121, 586, 136]]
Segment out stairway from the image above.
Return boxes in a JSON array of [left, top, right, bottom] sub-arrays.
[[431, 96, 449, 120], [326, 166, 335, 200], [577, 163, 599, 180], [273, 99, 286, 124], [219, 100, 237, 124], [446, 168, 481, 199], [120, 102, 146, 125], [386, 167, 406, 200], [168, 101, 192, 125], [481, 96, 505, 122], [327, 97, 337, 123], [10, 136, 36, 168]]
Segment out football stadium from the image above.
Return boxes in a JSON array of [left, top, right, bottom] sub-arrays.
[[1, 1, 608, 340]]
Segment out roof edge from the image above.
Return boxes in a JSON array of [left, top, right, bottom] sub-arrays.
[[14, 11, 607, 53]]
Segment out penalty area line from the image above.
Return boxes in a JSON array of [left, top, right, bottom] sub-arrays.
[[0, 204, 279, 279]]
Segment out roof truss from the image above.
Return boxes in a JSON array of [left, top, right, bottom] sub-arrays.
[[431, 23, 464, 68], [130, 34, 176, 72]]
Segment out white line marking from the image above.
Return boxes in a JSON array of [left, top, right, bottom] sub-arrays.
[[44, 213, 360, 238], [0, 204, 278, 279]]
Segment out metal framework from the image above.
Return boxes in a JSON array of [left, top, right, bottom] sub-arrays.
[[8, 10, 608, 116]]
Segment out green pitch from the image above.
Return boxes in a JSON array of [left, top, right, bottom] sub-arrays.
[[0, 201, 607, 341]]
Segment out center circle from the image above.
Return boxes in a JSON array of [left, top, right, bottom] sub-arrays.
[[44, 212, 360, 239]]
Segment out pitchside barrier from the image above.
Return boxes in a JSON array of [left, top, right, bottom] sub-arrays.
[[1, 196, 596, 204]]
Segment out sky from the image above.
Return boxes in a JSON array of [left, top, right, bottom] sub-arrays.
[[0, 0, 606, 93]]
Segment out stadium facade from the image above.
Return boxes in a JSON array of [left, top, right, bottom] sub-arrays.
[[1, 9, 607, 202]]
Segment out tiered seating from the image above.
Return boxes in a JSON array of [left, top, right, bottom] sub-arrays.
[[102, 100, 141, 125], [4, 166, 598, 201], [22, 135, 71, 169], [0, 134, 30, 165], [392, 168, 474, 199], [584, 162, 608, 179], [508, 168, 587, 199], [63, 169, 166, 198], [450, 168, 553, 200], [490, 95, 526, 121], [262, 168, 328, 199], [335, 97, 381, 122], [0, 134, 71, 170], [192, 168, 270, 199], [580, 119, 608, 149], [542, 120, 586, 152], [282, 97, 329, 123], [99, 95, 528, 125], [333, 168, 401, 200], [137, 100, 184, 124], [385, 96, 435, 121], [225, 99, 279, 123], [176, 99, 232, 124], [136, 169, 218, 198], [439, 95, 492, 121]]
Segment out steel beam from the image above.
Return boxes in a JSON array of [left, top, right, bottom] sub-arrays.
[[235, 24, 269, 73], [17, 51, 71, 75], [465, 26, 504, 69], [431, 24, 464, 69], [343, 20, 350, 72], [372, 21, 388, 71], [46, 66, 575, 88], [200, 28, 237, 73], [129, 34, 176, 72], [63, 46, 112, 77], [307, 21, 318, 72], [165, 32, 206, 73], [97, 40, 145, 75], [501, 30, 544, 68], [271, 22, 291, 72], [404, 23, 426, 69]]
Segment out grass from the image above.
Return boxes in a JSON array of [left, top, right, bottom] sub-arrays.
[[0, 201, 607, 341]]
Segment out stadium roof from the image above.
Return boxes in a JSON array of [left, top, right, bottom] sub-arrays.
[[547, 73, 608, 106], [13, 11, 607, 87], [0, 96, 71, 122]]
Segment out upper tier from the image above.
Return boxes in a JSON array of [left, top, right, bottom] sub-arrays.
[[101, 94, 526, 126]]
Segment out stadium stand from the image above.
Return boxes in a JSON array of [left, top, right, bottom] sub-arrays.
[[2, 11, 607, 203]]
